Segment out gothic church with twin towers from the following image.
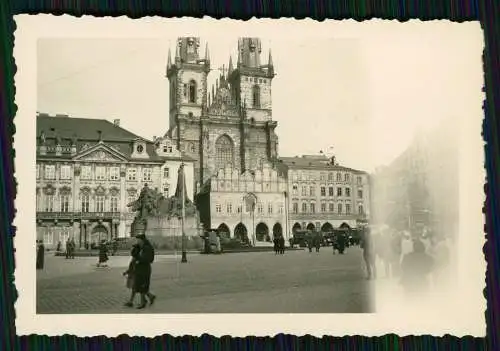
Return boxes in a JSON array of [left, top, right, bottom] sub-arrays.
[[165, 37, 279, 188]]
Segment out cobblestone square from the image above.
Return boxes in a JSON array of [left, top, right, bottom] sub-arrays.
[[37, 248, 373, 314]]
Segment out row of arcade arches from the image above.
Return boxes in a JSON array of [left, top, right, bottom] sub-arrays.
[[214, 221, 350, 242], [215, 222, 283, 242]]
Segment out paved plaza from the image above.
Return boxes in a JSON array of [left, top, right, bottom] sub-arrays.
[[37, 247, 373, 314]]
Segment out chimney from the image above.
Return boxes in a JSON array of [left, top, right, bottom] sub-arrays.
[[97, 130, 103, 142], [113, 119, 120, 126]]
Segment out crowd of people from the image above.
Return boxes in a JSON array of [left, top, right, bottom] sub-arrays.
[[360, 224, 453, 298]]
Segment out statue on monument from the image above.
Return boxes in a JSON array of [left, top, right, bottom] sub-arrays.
[[127, 183, 159, 235]]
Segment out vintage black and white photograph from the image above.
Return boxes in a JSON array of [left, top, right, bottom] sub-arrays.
[[15, 16, 485, 336]]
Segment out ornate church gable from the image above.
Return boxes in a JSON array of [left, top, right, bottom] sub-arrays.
[[73, 143, 128, 162], [208, 80, 239, 118]]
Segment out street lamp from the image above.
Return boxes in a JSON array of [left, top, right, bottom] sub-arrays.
[[180, 162, 187, 263]]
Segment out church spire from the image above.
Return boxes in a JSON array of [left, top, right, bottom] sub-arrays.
[[228, 56, 234, 75], [167, 47, 172, 70], [205, 42, 210, 62]]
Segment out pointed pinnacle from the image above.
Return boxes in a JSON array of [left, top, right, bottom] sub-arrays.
[[175, 40, 180, 60], [167, 47, 172, 69], [268, 49, 273, 67], [228, 56, 234, 75], [205, 43, 210, 61]]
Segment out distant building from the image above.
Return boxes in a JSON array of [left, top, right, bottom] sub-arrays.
[[370, 120, 459, 235], [276, 154, 370, 233], [196, 162, 288, 245], [36, 113, 195, 249]]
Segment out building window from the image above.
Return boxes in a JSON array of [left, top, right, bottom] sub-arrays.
[[320, 186, 326, 196], [110, 197, 119, 212], [336, 173, 342, 182], [215, 204, 222, 213], [328, 172, 334, 181], [127, 168, 137, 181], [301, 202, 307, 213], [252, 85, 261, 108], [358, 189, 363, 199], [309, 186, 315, 196], [310, 203, 315, 213], [45, 165, 55, 180], [96, 166, 106, 181], [292, 202, 298, 214], [43, 230, 54, 245], [345, 188, 351, 197], [346, 203, 351, 215], [227, 203, 233, 214], [215, 135, 234, 170], [163, 185, 170, 198], [188, 80, 197, 103], [163, 167, 170, 178], [257, 202, 263, 214], [60, 195, 70, 212], [321, 203, 326, 212], [36, 192, 41, 211], [81, 165, 91, 180], [109, 167, 119, 181], [142, 168, 152, 182], [320, 173, 326, 181], [292, 184, 298, 195], [127, 195, 136, 212], [279, 203, 284, 214], [44, 195, 54, 212], [237, 205, 242, 213], [60, 165, 71, 180], [358, 205, 364, 215], [301, 186, 307, 196], [329, 203, 334, 212], [36, 165, 40, 179], [337, 203, 342, 214], [345, 173, 350, 182], [81, 195, 90, 213], [329, 186, 334, 196], [357, 176, 362, 185], [268, 202, 273, 214], [95, 196, 105, 212], [337, 187, 342, 197]]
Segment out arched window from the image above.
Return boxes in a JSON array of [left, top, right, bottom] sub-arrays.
[[252, 85, 260, 108], [358, 205, 364, 215], [215, 135, 234, 170], [188, 80, 197, 103]]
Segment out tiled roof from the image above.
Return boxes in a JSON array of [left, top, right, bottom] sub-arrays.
[[277, 156, 367, 174], [36, 113, 195, 162], [37, 114, 145, 142]]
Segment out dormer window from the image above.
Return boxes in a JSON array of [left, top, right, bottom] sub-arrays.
[[136, 144, 144, 153]]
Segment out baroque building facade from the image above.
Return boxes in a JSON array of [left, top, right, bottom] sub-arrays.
[[196, 162, 288, 245], [36, 113, 195, 249], [277, 155, 370, 234], [166, 37, 278, 187]]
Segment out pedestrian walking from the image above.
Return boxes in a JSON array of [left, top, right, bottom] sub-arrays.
[[273, 236, 279, 255], [400, 239, 434, 298], [36, 240, 45, 270], [65, 238, 71, 259], [97, 239, 109, 267], [123, 243, 141, 307], [279, 236, 285, 254], [133, 234, 156, 309]]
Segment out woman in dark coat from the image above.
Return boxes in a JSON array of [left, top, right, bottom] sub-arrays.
[[361, 229, 376, 280], [36, 240, 45, 270], [97, 240, 109, 267], [133, 235, 157, 309]]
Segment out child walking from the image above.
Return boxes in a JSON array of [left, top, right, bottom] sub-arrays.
[[123, 244, 141, 307]]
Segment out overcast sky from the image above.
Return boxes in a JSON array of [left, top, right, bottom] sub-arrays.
[[36, 19, 483, 172]]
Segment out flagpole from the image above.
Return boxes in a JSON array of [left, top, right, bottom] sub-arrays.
[[181, 162, 187, 263]]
